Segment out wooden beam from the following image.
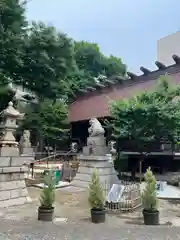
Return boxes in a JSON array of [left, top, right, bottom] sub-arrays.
[[172, 54, 180, 64], [127, 71, 138, 79], [140, 66, 151, 75], [155, 61, 166, 69]]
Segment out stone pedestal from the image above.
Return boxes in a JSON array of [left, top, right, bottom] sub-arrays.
[[21, 147, 34, 155], [73, 135, 118, 189], [83, 136, 108, 156], [73, 119, 118, 189], [72, 155, 118, 189], [1, 145, 19, 157]]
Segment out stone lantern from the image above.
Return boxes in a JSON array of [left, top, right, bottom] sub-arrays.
[[0, 101, 24, 156], [0, 102, 35, 208]]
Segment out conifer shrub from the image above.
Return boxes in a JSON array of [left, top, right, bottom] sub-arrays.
[[141, 167, 158, 211], [88, 169, 106, 209]]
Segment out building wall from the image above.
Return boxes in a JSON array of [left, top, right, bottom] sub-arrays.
[[157, 31, 180, 65]]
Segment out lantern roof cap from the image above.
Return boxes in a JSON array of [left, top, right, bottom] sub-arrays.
[[1, 102, 24, 118]]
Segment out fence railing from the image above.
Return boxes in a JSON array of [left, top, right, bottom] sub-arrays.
[[104, 180, 142, 213], [27, 150, 78, 179]]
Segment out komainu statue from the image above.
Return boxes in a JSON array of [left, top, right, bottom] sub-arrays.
[[20, 130, 31, 148], [88, 118, 105, 137]]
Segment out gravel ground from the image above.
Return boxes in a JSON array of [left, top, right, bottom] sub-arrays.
[[0, 186, 180, 239], [0, 218, 180, 240]]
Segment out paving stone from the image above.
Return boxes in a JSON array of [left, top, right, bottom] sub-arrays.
[[171, 218, 180, 226], [59, 186, 85, 192], [53, 217, 68, 224]]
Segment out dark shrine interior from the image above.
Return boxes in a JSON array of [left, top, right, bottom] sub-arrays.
[[71, 118, 180, 173], [71, 117, 111, 150]]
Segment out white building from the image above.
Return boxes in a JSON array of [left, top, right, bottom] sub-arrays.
[[157, 31, 180, 66]]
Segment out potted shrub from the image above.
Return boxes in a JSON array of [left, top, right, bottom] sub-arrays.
[[38, 170, 55, 221], [88, 168, 106, 223], [141, 167, 159, 225]]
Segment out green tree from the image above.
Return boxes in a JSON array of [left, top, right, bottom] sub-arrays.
[[38, 100, 70, 143], [74, 41, 126, 78], [64, 41, 127, 99], [74, 41, 104, 77], [21, 22, 75, 101], [64, 69, 96, 101], [0, 0, 27, 85], [110, 77, 180, 177], [111, 77, 180, 145], [104, 55, 126, 77], [22, 100, 70, 148]]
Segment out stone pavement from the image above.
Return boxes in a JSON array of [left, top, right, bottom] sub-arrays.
[[0, 218, 180, 239]]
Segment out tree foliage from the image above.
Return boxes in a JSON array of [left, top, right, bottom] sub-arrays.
[[110, 77, 180, 151], [22, 100, 69, 145], [64, 69, 96, 100], [63, 41, 127, 100], [38, 101, 69, 141], [64, 41, 127, 97], [74, 41, 126, 78], [21, 22, 75, 101], [0, 0, 27, 85], [74, 41, 103, 77]]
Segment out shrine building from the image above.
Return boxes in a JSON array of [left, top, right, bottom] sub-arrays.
[[69, 55, 180, 146]]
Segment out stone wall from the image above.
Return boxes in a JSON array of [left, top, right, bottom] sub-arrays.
[[0, 157, 32, 208]]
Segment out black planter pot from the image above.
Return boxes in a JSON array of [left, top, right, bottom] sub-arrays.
[[143, 209, 159, 225], [91, 208, 106, 223], [38, 206, 54, 221]]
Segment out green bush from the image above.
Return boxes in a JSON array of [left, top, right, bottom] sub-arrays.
[[141, 167, 158, 211], [88, 169, 106, 210], [40, 170, 55, 208]]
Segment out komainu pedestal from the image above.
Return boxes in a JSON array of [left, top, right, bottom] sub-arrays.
[[0, 102, 33, 208], [72, 154, 118, 189], [73, 118, 118, 189]]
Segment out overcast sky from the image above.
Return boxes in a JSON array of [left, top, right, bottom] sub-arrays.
[[26, 0, 180, 74]]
